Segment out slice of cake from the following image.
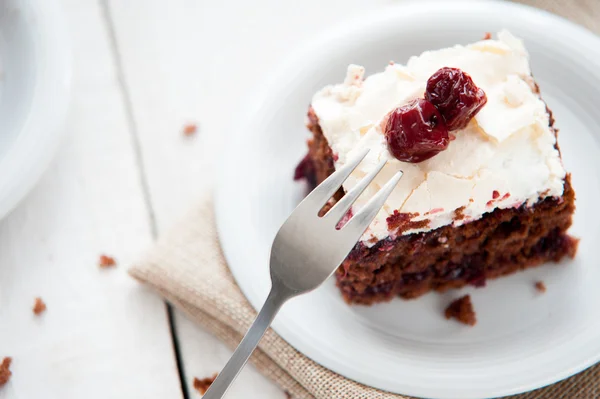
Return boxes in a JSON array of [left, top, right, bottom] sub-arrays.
[[296, 31, 578, 304]]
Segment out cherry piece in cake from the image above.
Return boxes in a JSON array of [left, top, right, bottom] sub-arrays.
[[293, 154, 317, 188], [425, 67, 487, 130], [384, 98, 449, 163]]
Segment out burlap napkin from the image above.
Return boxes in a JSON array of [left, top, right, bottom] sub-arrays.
[[130, 2, 600, 398]]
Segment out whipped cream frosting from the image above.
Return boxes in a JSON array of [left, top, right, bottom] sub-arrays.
[[311, 31, 566, 244]]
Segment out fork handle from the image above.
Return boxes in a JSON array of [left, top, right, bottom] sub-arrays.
[[202, 284, 289, 399]]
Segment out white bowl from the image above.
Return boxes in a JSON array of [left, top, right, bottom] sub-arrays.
[[0, 0, 71, 220]]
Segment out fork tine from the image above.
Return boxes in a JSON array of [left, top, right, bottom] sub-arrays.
[[323, 158, 387, 225], [302, 148, 370, 210], [343, 171, 403, 234]]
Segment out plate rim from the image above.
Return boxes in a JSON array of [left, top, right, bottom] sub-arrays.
[[215, 1, 600, 397]]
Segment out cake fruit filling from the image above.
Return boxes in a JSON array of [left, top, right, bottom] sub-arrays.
[[383, 98, 449, 163], [425, 67, 487, 130]]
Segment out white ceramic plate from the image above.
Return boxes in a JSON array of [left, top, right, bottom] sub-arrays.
[[0, 0, 71, 220], [215, 2, 600, 398]]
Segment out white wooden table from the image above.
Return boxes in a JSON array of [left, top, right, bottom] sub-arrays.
[[0, 0, 394, 398]]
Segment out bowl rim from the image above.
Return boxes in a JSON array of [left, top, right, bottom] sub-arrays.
[[0, 0, 72, 220]]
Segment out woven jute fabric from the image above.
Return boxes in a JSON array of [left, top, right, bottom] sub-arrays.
[[130, 2, 600, 398]]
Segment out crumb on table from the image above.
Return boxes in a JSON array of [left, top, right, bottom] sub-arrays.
[[99, 254, 116, 268], [0, 357, 12, 386], [535, 281, 547, 293], [33, 297, 47, 315], [445, 294, 476, 326], [483, 32, 492, 40], [193, 373, 217, 395], [183, 123, 198, 136]]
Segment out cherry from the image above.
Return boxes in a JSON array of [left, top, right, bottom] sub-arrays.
[[425, 67, 487, 130], [293, 154, 316, 187], [384, 98, 449, 163]]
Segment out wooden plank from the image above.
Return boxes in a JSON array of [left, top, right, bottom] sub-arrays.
[[0, 0, 183, 398], [106, 0, 392, 396]]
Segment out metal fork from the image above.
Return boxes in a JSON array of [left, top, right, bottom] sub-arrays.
[[203, 148, 402, 398]]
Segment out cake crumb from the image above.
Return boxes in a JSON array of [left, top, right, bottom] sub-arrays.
[[453, 206, 466, 221], [0, 357, 12, 386], [386, 210, 429, 234], [183, 123, 198, 136], [33, 297, 46, 315], [483, 32, 492, 40], [285, 391, 292, 399], [99, 254, 116, 268], [566, 236, 580, 258], [535, 281, 547, 293], [445, 295, 476, 326], [193, 373, 217, 395]]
